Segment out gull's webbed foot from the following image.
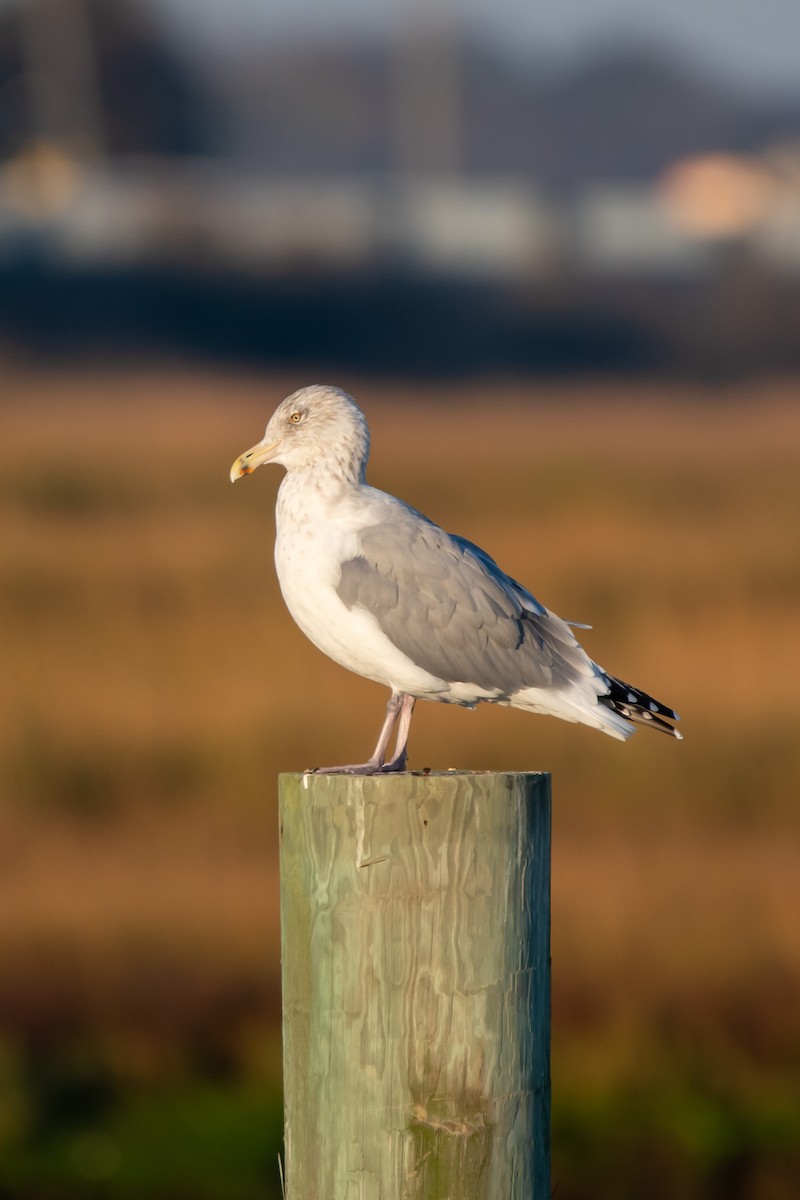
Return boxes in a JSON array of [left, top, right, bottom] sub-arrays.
[[307, 755, 406, 776]]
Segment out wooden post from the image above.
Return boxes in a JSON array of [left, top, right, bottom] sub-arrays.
[[279, 770, 551, 1199]]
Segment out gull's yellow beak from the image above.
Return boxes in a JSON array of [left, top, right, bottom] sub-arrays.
[[229, 440, 279, 482]]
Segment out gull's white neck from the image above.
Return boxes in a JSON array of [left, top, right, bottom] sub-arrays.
[[277, 460, 366, 515]]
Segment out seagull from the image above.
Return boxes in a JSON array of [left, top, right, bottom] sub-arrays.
[[231, 385, 681, 773]]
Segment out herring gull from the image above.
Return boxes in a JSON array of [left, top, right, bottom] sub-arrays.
[[230, 385, 681, 773]]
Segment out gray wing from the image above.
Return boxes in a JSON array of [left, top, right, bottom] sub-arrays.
[[336, 507, 595, 696]]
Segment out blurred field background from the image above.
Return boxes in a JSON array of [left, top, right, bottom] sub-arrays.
[[3, 0, 800, 1197], [2, 368, 799, 1199]]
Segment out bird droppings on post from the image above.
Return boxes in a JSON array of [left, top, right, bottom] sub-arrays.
[[231, 384, 681, 774]]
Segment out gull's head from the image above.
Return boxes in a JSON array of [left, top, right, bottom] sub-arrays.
[[230, 385, 370, 482]]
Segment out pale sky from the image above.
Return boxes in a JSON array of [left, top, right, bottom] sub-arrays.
[[156, 0, 800, 97]]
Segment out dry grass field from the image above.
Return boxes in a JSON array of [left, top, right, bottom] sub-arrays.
[[1, 366, 799, 1198]]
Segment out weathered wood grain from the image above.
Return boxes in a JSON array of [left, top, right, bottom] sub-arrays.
[[279, 771, 550, 1199]]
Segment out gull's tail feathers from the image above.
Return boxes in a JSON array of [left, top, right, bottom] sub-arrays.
[[511, 686, 635, 741], [599, 675, 683, 740]]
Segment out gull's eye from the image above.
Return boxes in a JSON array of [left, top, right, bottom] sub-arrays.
[[289, 411, 303, 424]]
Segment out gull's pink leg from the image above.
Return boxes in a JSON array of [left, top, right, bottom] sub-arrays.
[[380, 695, 417, 773], [310, 693, 406, 775]]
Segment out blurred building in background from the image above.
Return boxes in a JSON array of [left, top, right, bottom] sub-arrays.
[[2, 0, 800, 373]]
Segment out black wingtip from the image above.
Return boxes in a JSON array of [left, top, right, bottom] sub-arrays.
[[600, 675, 682, 739]]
